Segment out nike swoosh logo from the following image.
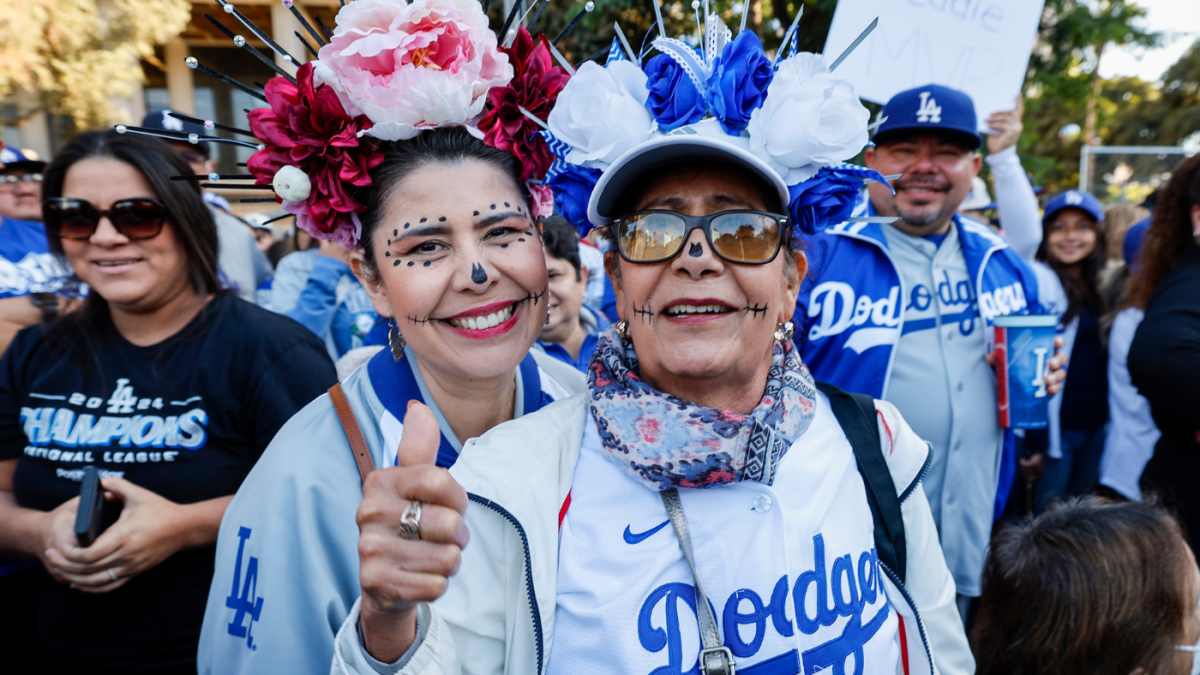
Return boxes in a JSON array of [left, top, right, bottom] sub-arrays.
[[623, 520, 669, 545]]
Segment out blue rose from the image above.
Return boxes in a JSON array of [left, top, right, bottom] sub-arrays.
[[645, 53, 706, 132], [547, 163, 603, 235], [705, 32, 773, 134], [788, 166, 886, 235]]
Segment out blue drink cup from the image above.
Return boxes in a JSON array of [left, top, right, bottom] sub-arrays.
[[993, 315, 1058, 429]]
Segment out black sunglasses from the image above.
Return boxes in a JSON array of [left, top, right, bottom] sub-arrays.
[[43, 197, 168, 241], [611, 210, 790, 265]]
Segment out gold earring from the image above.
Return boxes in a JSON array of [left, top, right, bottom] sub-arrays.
[[774, 321, 794, 342], [616, 320, 630, 340], [389, 320, 406, 361]]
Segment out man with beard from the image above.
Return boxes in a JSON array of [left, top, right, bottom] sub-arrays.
[[793, 84, 1063, 624]]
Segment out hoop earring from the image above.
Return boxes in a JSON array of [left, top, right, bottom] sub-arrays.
[[389, 320, 406, 361], [616, 320, 631, 340], [774, 321, 794, 342]]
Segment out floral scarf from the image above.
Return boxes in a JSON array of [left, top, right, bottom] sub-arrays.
[[587, 325, 817, 491]]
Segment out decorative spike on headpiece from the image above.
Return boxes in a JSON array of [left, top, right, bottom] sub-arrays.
[[115, 124, 263, 150], [295, 31, 320, 58], [284, 0, 327, 48], [185, 56, 268, 102], [829, 17, 878, 72], [553, 1, 593, 47], [215, 0, 298, 66], [166, 111, 257, 138]]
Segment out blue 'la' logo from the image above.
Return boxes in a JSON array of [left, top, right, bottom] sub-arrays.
[[226, 527, 264, 650]]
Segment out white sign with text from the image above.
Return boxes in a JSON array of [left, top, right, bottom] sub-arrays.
[[823, 0, 1045, 129]]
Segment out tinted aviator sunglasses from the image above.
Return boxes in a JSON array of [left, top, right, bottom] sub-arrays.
[[43, 197, 168, 241], [612, 210, 790, 265]]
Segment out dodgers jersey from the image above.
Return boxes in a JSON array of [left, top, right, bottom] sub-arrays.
[[549, 394, 899, 675], [0, 218, 72, 298]]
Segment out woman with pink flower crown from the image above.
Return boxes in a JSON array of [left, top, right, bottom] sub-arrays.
[[185, 1, 582, 673], [312, 9, 975, 675]]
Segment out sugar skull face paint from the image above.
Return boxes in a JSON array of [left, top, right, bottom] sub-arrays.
[[361, 160, 548, 382]]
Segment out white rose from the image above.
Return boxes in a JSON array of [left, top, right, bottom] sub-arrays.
[[547, 60, 657, 170], [747, 53, 870, 184]]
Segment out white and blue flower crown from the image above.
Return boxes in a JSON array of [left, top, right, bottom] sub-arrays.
[[536, 8, 894, 239]]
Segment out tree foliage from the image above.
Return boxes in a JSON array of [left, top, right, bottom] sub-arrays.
[[1020, 0, 1162, 191], [0, 0, 191, 131], [503, 0, 834, 71]]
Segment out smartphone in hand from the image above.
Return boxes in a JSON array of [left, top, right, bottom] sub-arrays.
[[73, 466, 118, 547]]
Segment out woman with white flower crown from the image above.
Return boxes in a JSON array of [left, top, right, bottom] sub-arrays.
[[182, 1, 585, 673], [329, 13, 973, 675]]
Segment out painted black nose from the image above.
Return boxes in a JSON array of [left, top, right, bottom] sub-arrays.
[[688, 242, 703, 257], [471, 263, 487, 284]]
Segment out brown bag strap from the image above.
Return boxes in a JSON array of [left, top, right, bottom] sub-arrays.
[[329, 383, 376, 484]]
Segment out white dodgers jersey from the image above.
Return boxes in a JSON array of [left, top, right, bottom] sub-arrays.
[[549, 393, 900, 675]]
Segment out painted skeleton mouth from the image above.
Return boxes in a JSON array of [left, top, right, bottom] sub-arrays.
[[446, 303, 516, 331], [663, 303, 734, 317]]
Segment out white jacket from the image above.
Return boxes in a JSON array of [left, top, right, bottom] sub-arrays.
[[331, 394, 974, 675]]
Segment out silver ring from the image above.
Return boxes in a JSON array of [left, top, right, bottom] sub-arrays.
[[399, 501, 422, 540], [107, 568, 118, 582]]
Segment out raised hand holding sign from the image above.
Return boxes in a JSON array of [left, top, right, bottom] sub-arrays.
[[357, 401, 470, 663]]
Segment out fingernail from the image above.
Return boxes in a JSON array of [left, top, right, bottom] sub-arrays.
[[407, 400, 416, 413]]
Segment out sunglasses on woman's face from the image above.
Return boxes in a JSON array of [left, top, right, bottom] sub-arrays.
[[612, 210, 790, 265], [43, 197, 168, 241]]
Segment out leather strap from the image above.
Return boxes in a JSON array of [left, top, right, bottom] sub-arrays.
[[661, 489, 735, 675], [329, 383, 376, 484]]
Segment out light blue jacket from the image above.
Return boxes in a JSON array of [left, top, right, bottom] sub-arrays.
[[197, 348, 585, 675]]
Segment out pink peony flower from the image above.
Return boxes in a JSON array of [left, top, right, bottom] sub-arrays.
[[314, 0, 514, 141]]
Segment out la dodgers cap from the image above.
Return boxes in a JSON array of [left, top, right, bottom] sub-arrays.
[[873, 84, 981, 150], [141, 109, 211, 156], [1043, 189, 1104, 225], [0, 145, 46, 173], [588, 118, 790, 227]]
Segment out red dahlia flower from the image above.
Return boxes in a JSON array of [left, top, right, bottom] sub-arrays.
[[477, 27, 570, 183], [247, 62, 384, 247]]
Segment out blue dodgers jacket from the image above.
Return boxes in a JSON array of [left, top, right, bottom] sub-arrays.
[[795, 201, 1046, 398], [794, 200, 1053, 537]]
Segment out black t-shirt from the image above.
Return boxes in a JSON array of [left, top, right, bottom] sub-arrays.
[[0, 294, 337, 669]]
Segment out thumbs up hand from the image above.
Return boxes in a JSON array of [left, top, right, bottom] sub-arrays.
[[358, 401, 470, 662]]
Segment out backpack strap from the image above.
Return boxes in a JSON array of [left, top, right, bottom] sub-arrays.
[[816, 381, 907, 584], [329, 383, 375, 484]]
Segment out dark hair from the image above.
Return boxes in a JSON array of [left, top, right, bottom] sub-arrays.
[[540, 216, 582, 280], [357, 126, 524, 279], [971, 496, 1193, 675], [1036, 206, 1107, 323], [41, 131, 221, 355], [1126, 153, 1200, 310]]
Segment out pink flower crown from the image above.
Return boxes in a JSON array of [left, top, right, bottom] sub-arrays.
[[124, 0, 573, 248]]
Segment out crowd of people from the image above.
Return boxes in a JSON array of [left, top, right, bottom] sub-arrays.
[[0, 2, 1197, 674]]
